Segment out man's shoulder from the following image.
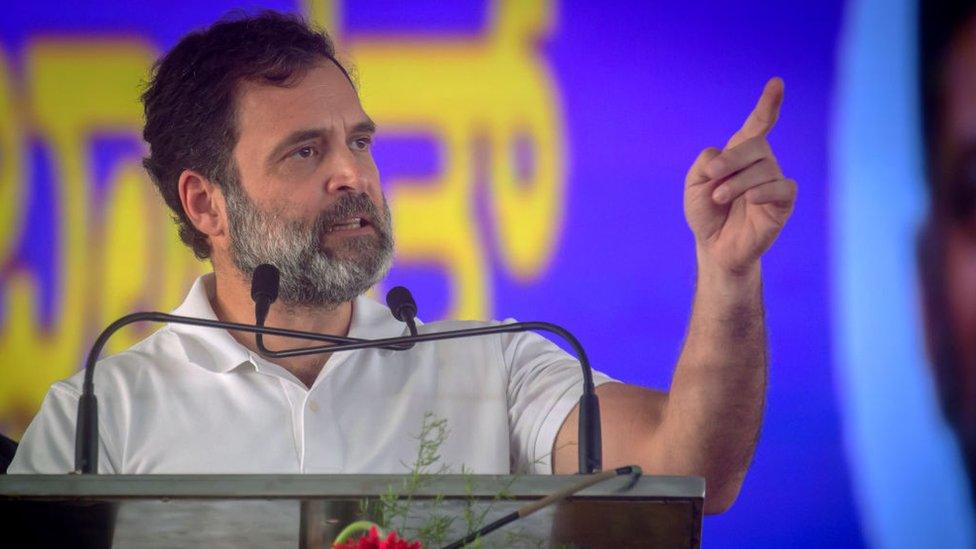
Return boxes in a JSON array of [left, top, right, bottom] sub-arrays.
[[418, 317, 509, 332], [414, 316, 570, 368], [102, 323, 183, 364], [53, 325, 185, 395]]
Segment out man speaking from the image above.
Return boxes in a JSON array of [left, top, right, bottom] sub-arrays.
[[9, 11, 796, 515]]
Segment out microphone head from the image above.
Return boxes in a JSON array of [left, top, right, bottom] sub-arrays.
[[385, 286, 417, 321], [250, 264, 280, 304]]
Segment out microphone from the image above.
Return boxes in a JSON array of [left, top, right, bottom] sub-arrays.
[[249, 267, 603, 474], [385, 286, 418, 348], [386, 286, 417, 323], [76, 268, 602, 475], [251, 263, 279, 326], [250, 265, 413, 356]]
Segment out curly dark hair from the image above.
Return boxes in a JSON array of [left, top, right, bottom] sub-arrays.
[[141, 11, 351, 259]]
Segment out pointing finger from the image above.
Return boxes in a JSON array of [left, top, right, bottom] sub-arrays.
[[725, 77, 784, 150]]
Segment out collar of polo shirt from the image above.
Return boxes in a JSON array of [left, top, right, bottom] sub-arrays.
[[167, 273, 411, 376]]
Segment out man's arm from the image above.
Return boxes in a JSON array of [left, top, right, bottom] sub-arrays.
[[553, 78, 795, 515], [552, 262, 765, 514], [9, 382, 110, 474]]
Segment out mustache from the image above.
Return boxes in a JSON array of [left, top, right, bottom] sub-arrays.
[[313, 192, 389, 234]]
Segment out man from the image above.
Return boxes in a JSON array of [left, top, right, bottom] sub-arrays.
[[918, 0, 976, 498], [10, 12, 796, 515]]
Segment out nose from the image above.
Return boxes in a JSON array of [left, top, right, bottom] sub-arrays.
[[324, 147, 366, 194]]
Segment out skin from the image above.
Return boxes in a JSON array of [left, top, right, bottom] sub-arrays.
[[178, 61, 797, 514], [178, 61, 381, 387], [554, 78, 794, 515], [926, 17, 976, 443]]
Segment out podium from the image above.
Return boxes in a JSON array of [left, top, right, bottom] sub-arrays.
[[0, 474, 704, 547]]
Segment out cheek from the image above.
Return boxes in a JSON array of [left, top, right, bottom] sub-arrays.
[[278, 158, 321, 182], [945, 229, 976, 361], [361, 156, 383, 195], [361, 154, 380, 181]]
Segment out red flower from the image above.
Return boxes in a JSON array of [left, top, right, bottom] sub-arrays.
[[332, 525, 422, 549]]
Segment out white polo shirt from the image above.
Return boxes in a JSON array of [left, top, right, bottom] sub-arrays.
[[10, 275, 615, 475]]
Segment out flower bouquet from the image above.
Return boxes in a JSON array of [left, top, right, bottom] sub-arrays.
[[332, 521, 422, 549]]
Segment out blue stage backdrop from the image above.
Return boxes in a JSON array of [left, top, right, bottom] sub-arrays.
[[1, 1, 972, 546]]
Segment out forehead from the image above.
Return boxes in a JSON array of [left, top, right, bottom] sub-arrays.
[[234, 60, 366, 139]]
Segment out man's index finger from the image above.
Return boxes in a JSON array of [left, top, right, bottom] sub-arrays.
[[725, 77, 785, 150]]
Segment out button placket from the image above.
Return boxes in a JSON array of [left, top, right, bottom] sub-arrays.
[[273, 377, 309, 472], [302, 382, 345, 472]]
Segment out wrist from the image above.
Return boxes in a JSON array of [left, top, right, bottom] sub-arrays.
[[694, 246, 763, 310]]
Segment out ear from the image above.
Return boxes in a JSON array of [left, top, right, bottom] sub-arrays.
[[178, 169, 227, 245]]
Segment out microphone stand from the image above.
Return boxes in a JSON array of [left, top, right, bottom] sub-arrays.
[[75, 300, 602, 475]]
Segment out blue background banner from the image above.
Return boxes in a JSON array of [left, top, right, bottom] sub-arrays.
[[1, 1, 971, 545]]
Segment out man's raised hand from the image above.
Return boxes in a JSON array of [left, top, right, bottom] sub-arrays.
[[683, 77, 797, 275]]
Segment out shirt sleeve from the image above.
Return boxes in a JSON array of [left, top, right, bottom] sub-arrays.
[[8, 382, 117, 474], [501, 322, 617, 474]]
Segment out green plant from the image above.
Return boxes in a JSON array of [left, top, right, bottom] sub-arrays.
[[354, 412, 554, 548]]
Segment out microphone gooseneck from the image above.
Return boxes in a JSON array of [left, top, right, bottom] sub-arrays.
[[75, 265, 603, 475], [74, 310, 371, 473], [250, 264, 412, 355]]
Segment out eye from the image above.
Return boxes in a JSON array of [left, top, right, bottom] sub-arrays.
[[290, 145, 318, 160], [352, 136, 373, 151]]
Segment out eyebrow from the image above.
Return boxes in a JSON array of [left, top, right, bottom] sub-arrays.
[[266, 119, 378, 163]]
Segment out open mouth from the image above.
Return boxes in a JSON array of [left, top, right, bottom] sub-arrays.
[[326, 217, 371, 233]]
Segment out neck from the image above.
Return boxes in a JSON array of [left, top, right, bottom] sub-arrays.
[[208, 266, 354, 388]]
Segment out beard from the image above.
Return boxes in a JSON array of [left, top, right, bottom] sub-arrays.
[[224, 184, 394, 309]]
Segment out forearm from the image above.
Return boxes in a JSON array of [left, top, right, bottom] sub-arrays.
[[652, 250, 767, 512]]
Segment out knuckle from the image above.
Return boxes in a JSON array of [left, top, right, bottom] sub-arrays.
[[696, 147, 721, 168], [699, 146, 720, 159]]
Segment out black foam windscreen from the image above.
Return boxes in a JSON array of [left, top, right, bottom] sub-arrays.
[[250, 264, 280, 304], [385, 286, 417, 321]]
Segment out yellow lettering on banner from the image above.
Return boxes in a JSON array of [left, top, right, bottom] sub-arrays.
[[0, 50, 23, 264], [0, 3, 569, 434], [0, 41, 151, 430], [486, 1, 565, 280], [0, 41, 209, 435], [307, 0, 566, 319]]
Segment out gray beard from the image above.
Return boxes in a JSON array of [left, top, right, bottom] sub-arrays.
[[224, 186, 394, 309]]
